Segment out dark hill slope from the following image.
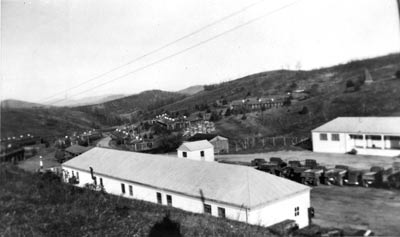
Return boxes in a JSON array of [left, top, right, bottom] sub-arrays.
[[0, 107, 107, 138], [1, 99, 47, 109], [78, 90, 186, 118]]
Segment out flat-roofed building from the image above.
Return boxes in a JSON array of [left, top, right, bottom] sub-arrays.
[[62, 147, 311, 228], [312, 117, 400, 156]]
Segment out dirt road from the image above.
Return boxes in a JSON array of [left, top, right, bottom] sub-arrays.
[[216, 150, 400, 170], [311, 185, 400, 236]]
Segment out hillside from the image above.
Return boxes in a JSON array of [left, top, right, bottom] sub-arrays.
[[77, 90, 186, 121], [159, 53, 400, 138], [2, 53, 399, 140], [45, 94, 127, 107], [177, 85, 204, 95], [0, 107, 109, 138], [0, 99, 47, 109], [0, 164, 275, 236]]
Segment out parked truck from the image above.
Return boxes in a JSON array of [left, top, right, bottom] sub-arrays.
[[324, 165, 348, 186], [301, 168, 324, 186], [361, 166, 384, 187], [344, 169, 366, 186]]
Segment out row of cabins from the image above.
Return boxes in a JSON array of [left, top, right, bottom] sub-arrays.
[[62, 141, 311, 229], [230, 96, 288, 111]]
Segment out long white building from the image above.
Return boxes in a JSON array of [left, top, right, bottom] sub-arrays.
[[62, 147, 311, 228], [312, 117, 400, 156]]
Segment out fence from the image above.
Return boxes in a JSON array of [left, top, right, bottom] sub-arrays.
[[229, 136, 310, 152]]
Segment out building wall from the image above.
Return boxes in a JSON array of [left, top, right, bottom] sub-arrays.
[[62, 166, 310, 228], [312, 132, 400, 157], [210, 139, 229, 154], [249, 190, 310, 229], [177, 147, 214, 161], [62, 166, 248, 222], [312, 132, 347, 154]]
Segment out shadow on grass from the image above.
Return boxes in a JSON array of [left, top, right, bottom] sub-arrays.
[[148, 213, 181, 237]]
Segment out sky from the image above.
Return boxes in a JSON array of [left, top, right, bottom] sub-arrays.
[[1, 0, 400, 104]]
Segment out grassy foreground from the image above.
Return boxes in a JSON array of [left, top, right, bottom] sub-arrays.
[[0, 164, 276, 236]]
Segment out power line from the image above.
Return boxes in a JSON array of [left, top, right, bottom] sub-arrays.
[[39, 0, 266, 104], [47, 0, 302, 106]]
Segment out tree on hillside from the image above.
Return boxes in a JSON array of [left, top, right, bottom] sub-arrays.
[[298, 106, 309, 115], [346, 79, 355, 88], [224, 108, 231, 117], [209, 111, 221, 122], [395, 70, 400, 79]]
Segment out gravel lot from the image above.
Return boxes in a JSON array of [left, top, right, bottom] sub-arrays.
[[311, 185, 400, 236]]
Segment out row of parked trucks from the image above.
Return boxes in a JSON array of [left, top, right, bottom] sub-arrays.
[[249, 157, 400, 188]]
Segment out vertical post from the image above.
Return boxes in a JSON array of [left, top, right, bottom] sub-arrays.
[[39, 156, 43, 172], [363, 134, 366, 149], [272, 137, 275, 146], [381, 135, 385, 150]]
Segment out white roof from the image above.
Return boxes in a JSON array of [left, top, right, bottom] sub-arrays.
[[178, 140, 213, 152], [312, 117, 400, 135], [63, 147, 309, 209]]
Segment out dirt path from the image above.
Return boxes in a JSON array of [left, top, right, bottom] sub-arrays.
[[216, 150, 400, 170], [311, 185, 400, 236]]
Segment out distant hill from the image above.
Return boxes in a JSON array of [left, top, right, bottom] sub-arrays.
[[79, 90, 186, 114], [177, 85, 204, 95], [45, 94, 127, 107], [0, 99, 47, 109]]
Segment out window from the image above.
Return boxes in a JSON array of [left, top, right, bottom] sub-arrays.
[[99, 178, 103, 187], [200, 151, 205, 157], [331, 134, 340, 141], [218, 207, 225, 218], [72, 171, 75, 176], [183, 152, 187, 158], [204, 204, 212, 215], [76, 172, 79, 180], [319, 133, 328, 141], [121, 183, 125, 194], [157, 192, 162, 204], [166, 195, 172, 206], [294, 207, 300, 216], [129, 185, 133, 196]]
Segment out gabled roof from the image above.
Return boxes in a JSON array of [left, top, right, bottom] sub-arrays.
[[63, 147, 309, 209], [312, 117, 400, 135], [177, 140, 214, 152], [187, 134, 229, 142], [65, 144, 93, 155], [210, 135, 228, 142]]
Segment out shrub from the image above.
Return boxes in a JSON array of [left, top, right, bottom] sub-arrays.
[[395, 70, 400, 79], [347, 149, 357, 155]]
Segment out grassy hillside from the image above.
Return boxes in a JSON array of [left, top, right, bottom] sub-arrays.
[[80, 90, 186, 114], [0, 107, 107, 138], [161, 53, 400, 138], [0, 164, 275, 236], [0, 99, 47, 109]]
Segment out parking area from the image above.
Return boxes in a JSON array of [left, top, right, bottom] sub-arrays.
[[216, 150, 400, 170]]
